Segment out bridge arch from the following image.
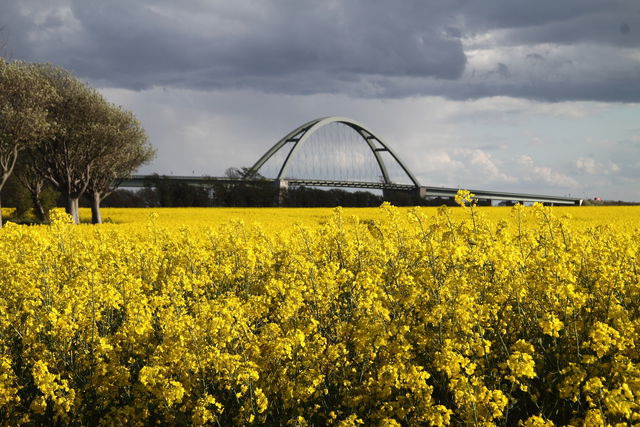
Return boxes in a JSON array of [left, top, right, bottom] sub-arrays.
[[244, 117, 420, 188]]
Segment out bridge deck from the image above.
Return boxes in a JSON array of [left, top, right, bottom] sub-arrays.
[[422, 187, 579, 205], [118, 175, 581, 205]]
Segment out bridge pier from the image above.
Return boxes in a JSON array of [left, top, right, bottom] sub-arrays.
[[382, 186, 427, 206], [274, 179, 288, 206]]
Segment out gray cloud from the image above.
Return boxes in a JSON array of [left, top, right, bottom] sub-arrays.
[[2, 0, 639, 102]]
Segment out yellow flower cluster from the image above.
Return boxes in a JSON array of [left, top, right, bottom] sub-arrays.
[[0, 199, 639, 425]]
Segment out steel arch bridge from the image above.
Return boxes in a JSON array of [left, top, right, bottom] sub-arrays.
[[118, 116, 582, 206], [244, 116, 421, 192]]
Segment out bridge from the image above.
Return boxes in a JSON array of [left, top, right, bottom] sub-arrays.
[[120, 117, 582, 206]]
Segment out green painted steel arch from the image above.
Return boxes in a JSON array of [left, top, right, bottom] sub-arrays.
[[245, 117, 420, 187]]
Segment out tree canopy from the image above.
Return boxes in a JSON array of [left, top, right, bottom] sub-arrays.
[[84, 105, 155, 223], [0, 59, 57, 226]]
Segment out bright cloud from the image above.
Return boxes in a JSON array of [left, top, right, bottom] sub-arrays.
[[459, 149, 516, 184], [576, 157, 621, 175], [517, 156, 578, 188]]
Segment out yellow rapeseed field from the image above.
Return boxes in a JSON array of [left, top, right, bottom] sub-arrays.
[[1, 196, 639, 425], [82, 204, 640, 232]]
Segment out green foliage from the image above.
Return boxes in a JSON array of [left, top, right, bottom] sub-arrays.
[[29, 64, 155, 223], [1, 176, 31, 220], [1, 175, 60, 223], [0, 61, 154, 224]]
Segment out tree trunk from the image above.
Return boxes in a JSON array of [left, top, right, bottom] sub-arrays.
[[31, 193, 46, 222], [21, 175, 46, 222], [66, 195, 80, 224], [91, 191, 102, 224], [73, 198, 80, 224], [0, 172, 8, 228]]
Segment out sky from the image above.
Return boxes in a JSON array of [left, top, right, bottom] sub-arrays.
[[1, 0, 639, 201]]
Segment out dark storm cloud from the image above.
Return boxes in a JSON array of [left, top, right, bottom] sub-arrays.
[[463, 0, 640, 48], [2, 0, 640, 101]]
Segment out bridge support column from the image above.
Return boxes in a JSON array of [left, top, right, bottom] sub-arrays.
[[274, 179, 288, 206]]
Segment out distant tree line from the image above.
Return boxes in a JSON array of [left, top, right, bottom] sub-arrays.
[[98, 174, 386, 208], [94, 170, 481, 209], [0, 59, 155, 226], [582, 199, 639, 206], [102, 183, 493, 208]]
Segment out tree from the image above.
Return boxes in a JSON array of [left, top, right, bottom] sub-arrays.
[[33, 64, 120, 223], [225, 166, 252, 179], [13, 148, 58, 222], [85, 105, 155, 223], [146, 175, 213, 207], [0, 59, 56, 227], [1, 170, 58, 223]]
